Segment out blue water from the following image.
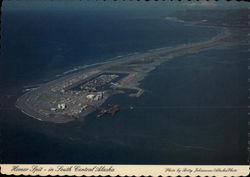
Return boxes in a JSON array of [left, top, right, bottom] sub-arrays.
[[0, 3, 248, 165], [1, 8, 220, 90]]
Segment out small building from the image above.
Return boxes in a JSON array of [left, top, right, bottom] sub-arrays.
[[93, 92, 103, 101], [57, 103, 66, 110], [50, 107, 57, 111], [111, 74, 118, 79], [60, 89, 65, 93], [111, 82, 119, 86], [86, 94, 95, 100]]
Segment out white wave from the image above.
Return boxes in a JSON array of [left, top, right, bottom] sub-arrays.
[[55, 52, 140, 77]]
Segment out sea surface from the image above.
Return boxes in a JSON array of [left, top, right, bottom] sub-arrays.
[[0, 2, 248, 164]]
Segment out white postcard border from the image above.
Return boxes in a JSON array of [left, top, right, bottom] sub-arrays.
[[0, 164, 249, 176]]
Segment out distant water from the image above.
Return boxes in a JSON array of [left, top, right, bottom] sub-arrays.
[[0, 9, 220, 90], [0, 8, 248, 164]]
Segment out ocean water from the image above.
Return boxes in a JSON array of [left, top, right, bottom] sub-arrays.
[[0, 3, 248, 164]]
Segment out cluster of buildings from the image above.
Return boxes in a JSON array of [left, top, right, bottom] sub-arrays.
[[50, 103, 66, 112], [86, 92, 104, 101], [80, 74, 118, 92], [45, 73, 119, 117]]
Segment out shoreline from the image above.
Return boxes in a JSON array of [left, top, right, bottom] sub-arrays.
[[15, 18, 245, 123]]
